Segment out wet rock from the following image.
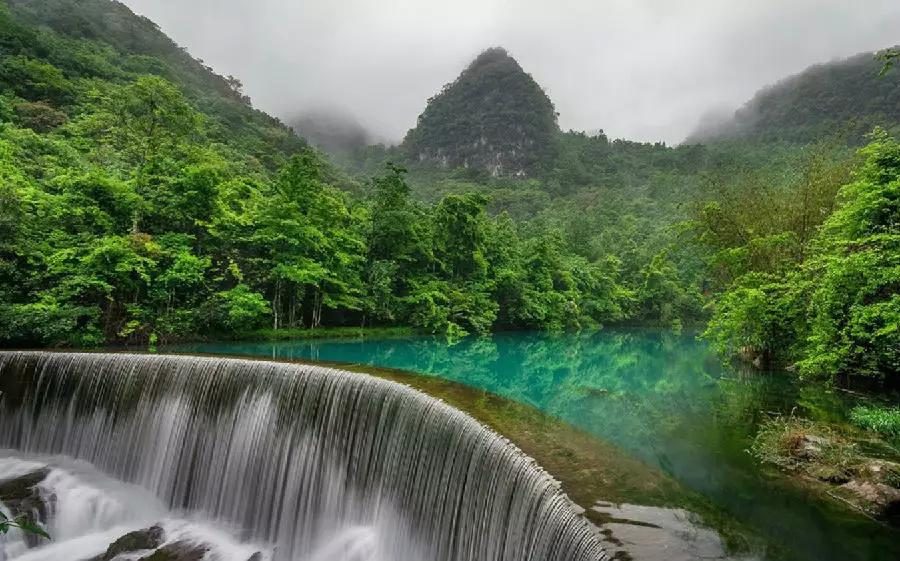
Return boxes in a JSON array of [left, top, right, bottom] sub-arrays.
[[590, 502, 733, 561], [138, 540, 209, 561], [841, 480, 900, 523], [0, 468, 51, 546], [87, 525, 165, 561], [0, 468, 50, 509], [246, 553, 263, 561]]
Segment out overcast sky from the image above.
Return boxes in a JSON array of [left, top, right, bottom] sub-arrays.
[[121, 0, 900, 145]]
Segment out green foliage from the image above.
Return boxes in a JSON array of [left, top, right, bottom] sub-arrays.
[[750, 416, 861, 483], [850, 405, 900, 438], [402, 47, 559, 178], [700, 132, 899, 385], [212, 285, 270, 331], [690, 49, 900, 143], [702, 273, 808, 365], [877, 47, 899, 76], [0, 0, 638, 346], [798, 130, 900, 381], [0, 510, 50, 540], [0, 0, 895, 382]]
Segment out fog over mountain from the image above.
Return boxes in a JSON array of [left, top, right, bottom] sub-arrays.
[[121, 0, 900, 145]]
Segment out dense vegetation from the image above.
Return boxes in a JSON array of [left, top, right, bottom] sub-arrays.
[[688, 48, 900, 144], [700, 131, 899, 387], [0, 0, 638, 346], [401, 47, 559, 177], [0, 0, 897, 392]]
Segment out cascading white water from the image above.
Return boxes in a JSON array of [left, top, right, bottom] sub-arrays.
[[0, 352, 606, 561]]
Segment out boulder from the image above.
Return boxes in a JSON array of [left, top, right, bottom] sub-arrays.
[[0, 468, 51, 546], [138, 541, 209, 561], [793, 434, 830, 460], [857, 459, 900, 487], [841, 480, 900, 524], [86, 525, 165, 561]]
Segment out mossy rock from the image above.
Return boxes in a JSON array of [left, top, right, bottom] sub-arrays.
[[138, 541, 208, 561], [0, 468, 50, 505], [0, 468, 51, 547], [87, 525, 165, 561]]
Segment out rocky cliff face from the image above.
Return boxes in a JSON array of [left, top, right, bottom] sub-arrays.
[[402, 48, 559, 178]]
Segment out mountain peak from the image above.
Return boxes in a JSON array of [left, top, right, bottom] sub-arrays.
[[402, 47, 559, 178]]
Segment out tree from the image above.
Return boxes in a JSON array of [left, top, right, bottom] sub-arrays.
[[798, 130, 900, 382]]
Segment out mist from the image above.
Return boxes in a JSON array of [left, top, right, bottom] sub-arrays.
[[121, 0, 900, 145]]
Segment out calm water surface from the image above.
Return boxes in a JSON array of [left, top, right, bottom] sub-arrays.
[[167, 329, 900, 561]]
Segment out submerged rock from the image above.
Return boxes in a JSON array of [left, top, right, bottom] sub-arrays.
[[87, 525, 165, 561], [590, 502, 735, 561], [138, 540, 209, 561]]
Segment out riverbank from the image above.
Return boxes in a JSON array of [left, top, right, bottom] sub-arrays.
[[750, 413, 900, 525], [229, 326, 416, 341]]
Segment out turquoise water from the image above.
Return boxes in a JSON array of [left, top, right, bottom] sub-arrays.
[[168, 329, 899, 561]]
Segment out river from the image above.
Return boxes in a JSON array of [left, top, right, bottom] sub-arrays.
[[168, 329, 900, 561]]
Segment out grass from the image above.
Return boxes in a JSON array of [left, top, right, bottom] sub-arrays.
[[849, 405, 900, 439], [231, 326, 417, 342], [750, 416, 861, 483]]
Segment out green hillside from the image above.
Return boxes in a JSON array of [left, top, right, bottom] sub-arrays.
[[688, 49, 900, 143], [0, 0, 639, 345], [0, 0, 896, 389], [402, 47, 559, 178]]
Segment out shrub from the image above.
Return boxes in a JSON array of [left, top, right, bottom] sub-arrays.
[[849, 406, 900, 438], [750, 416, 860, 483]]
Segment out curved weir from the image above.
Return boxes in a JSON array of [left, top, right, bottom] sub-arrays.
[[0, 352, 606, 561]]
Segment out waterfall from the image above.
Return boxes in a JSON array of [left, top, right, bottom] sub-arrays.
[[0, 352, 606, 561]]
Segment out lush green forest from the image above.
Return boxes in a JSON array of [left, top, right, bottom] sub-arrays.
[[401, 47, 560, 177], [687, 47, 900, 144], [0, 0, 897, 390]]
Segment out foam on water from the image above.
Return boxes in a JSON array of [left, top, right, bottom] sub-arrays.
[[0, 352, 606, 561]]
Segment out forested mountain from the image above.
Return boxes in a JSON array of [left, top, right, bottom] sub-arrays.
[[0, 0, 637, 346], [402, 47, 559, 178], [688, 48, 900, 144], [7, 0, 309, 163], [0, 0, 896, 388]]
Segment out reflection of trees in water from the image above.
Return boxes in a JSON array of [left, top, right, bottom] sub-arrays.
[[185, 331, 824, 479]]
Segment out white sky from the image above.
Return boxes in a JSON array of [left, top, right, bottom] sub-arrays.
[[121, 0, 900, 144]]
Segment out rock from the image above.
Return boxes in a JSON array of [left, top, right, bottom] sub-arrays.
[[857, 459, 900, 486], [794, 434, 830, 460], [841, 480, 900, 523], [0, 468, 50, 509], [138, 541, 209, 561], [246, 553, 263, 561], [86, 525, 165, 561], [0, 468, 51, 547], [589, 502, 732, 561]]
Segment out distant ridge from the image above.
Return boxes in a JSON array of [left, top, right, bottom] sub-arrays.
[[687, 48, 900, 144]]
